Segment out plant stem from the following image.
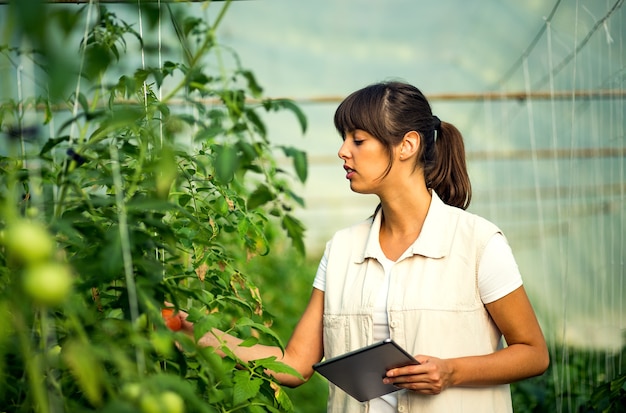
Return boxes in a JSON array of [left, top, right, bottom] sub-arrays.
[[161, 0, 232, 104], [15, 310, 50, 413], [109, 141, 145, 375]]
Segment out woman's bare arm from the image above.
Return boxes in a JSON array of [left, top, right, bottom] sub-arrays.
[[177, 288, 325, 387], [384, 286, 549, 394]]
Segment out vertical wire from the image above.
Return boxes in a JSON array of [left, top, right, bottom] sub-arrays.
[[523, 58, 559, 410], [156, 0, 168, 361], [545, 19, 565, 407], [579, 10, 594, 398], [498, 88, 514, 244], [522, 59, 548, 301], [482, 98, 497, 221], [69, 1, 95, 147], [137, 0, 149, 116], [593, 1, 609, 384], [561, 1, 582, 411], [602, 0, 618, 379], [618, 5, 624, 376], [602, 1, 625, 375], [158, 0, 163, 147], [52, 0, 96, 219], [152, 1, 167, 281], [16, 64, 26, 164], [524, 55, 564, 410]]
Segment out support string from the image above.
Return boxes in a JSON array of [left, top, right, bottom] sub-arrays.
[[69, 0, 95, 147]]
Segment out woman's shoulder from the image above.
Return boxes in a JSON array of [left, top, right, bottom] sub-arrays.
[[441, 201, 502, 241], [331, 214, 375, 239]]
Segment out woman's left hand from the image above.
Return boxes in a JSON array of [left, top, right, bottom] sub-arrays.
[[383, 355, 453, 395]]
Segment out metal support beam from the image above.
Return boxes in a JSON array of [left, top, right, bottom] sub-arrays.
[[23, 89, 624, 114], [292, 89, 626, 104], [0, 0, 235, 4]]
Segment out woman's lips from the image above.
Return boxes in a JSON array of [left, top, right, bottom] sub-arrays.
[[344, 165, 355, 179]]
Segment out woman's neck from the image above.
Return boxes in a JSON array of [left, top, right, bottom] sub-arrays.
[[377, 187, 431, 260]]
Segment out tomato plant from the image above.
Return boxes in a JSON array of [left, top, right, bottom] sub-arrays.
[[0, 1, 307, 412]]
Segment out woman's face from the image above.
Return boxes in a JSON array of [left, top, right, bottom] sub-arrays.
[[337, 129, 391, 194]]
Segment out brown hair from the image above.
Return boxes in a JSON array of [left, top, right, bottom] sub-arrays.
[[334, 81, 472, 209]]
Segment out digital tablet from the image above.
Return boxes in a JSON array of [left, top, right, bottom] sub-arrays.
[[312, 338, 419, 402]]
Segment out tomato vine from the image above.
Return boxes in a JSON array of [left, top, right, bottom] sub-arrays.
[[0, 2, 307, 412]]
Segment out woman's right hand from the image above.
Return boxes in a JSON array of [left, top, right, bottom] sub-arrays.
[[162, 303, 194, 333], [162, 303, 222, 349], [161, 289, 324, 387]]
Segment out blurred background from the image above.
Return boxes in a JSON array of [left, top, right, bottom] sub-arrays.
[[1, 0, 624, 411], [213, 0, 625, 352]]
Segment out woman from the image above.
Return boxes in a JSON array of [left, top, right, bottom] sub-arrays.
[[176, 80, 549, 412]]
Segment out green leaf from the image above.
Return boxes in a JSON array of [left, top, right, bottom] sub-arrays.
[[273, 383, 295, 412], [77, 92, 90, 114], [87, 107, 144, 143], [239, 336, 260, 348], [236, 141, 260, 164], [269, 99, 307, 134], [281, 214, 306, 256], [163, 60, 178, 76], [233, 370, 262, 406], [245, 108, 267, 140], [286, 188, 305, 207], [214, 144, 239, 184], [194, 124, 223, 143], [247, 184, 276, 210], [235, 318, 284, 348], [254, 357, 303, 380], [39, 135, 70, 156], [240, 69, 263, 98], [280, 146, 308, 183], [177, 194, 192, 207], [63, 340, 104, 406], [192, 314, 221, 343], [221, 89, 246, 120]]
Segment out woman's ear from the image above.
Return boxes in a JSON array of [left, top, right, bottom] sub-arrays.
[[399, 130, 420, 160]]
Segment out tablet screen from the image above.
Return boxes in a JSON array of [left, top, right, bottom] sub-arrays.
[[312, 339, 419, 402]]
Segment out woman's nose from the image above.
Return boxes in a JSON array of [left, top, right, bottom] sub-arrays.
[[338, 140, 349, 160]]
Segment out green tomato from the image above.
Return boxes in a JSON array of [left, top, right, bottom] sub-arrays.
[[121, 382, 143, 401], [161, 391, 185, 413], [150, 331, 175, 358], [4, 220, 55, 264], [22, 262, 73, 306], [140, 391, 185, 413], [140, 394, 162, 413]]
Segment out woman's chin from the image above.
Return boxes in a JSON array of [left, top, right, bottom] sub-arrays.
[[349, 184, 372, 195]]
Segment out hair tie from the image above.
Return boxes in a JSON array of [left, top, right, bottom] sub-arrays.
[[432, 115, 441, 142]]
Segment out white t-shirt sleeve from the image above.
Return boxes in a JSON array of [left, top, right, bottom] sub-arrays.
[[478, 233, 523, 304], [312, 242, 330, 292]]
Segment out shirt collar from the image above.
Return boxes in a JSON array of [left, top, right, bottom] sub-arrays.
[[360, 190, 450, 263]]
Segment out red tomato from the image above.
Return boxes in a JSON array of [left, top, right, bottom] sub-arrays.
[[161, 308, 181, 331]]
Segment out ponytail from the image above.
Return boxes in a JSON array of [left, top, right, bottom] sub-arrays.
[[425, 121, 472, 210]]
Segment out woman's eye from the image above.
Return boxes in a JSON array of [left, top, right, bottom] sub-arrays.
[[353, 140, 363, 146]]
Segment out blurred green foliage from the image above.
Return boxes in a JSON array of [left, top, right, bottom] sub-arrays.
[[0, 1, 309, 412]]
